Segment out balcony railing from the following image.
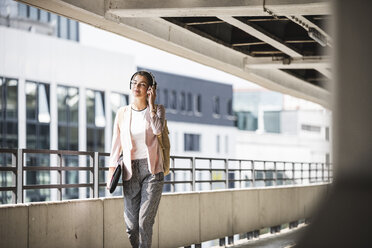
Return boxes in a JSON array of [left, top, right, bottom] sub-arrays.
[[0, 148, 333, 204]]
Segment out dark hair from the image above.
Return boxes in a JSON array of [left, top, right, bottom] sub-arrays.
[[129, 70, 156, 89]]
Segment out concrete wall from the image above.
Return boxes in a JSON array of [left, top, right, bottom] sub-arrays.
[[0, 184, 329, 248]]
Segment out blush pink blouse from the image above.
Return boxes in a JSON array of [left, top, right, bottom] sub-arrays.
[[108, 104, 165, 181]]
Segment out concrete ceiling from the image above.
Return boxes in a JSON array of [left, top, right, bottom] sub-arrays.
[[16, 0, 332, 108]]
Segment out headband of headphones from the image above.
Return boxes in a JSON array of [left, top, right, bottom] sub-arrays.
[[129, 70, 156, 89]]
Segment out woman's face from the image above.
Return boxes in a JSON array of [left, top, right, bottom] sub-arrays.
[[131, 75, 150, 99]]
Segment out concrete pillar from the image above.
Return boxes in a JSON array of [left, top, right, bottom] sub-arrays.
[[78, 86, 87, 199], [49, 82, 58, 201], [298, 1, 372, 247]]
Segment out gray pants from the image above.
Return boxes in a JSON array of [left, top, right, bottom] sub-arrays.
[[123, 158, 164, 248]]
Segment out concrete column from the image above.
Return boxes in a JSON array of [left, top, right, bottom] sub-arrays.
[[298, 1, 372, 247], [333, 0, 372, 179], [17, 78, 26, 149], [78, 86, 87, 199], [49, 82, 58, 201]]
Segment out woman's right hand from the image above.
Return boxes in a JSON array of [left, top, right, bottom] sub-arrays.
[[106, 167, 116, 190]]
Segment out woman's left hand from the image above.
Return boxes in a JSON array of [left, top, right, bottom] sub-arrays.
[[148, 84, 156, 107]]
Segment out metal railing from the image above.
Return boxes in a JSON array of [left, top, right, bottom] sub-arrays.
[[0, 148, 333, 204]]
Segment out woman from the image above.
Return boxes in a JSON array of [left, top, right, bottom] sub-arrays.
[[107, 70, 165, 248]]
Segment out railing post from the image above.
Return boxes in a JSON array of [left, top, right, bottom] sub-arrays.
[[252, 161, 255, 187], [16, 148, 23, 204], [58, 154, 63, 201], [93, 152, 99, 198], [225, 159, 229, 189], [170, 157, 175, 192], [239, 160, 242, 188], [192, 157, 196, 191], [309, 163, 311, 184], [274, 162, 277, 186], [209, 158, 213, 190], [292, 162, 295, 185], [301, 163, 304, 184], [322, 163, 325, 182], [11, 151, 17, 204]]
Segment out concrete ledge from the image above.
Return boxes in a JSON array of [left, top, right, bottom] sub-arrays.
[[0, 204, 28, 248], [0, 184, 329, 247], [28, 199, 103, 248]]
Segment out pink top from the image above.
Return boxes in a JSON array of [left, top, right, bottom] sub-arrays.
[[108, 104, 165, 181]]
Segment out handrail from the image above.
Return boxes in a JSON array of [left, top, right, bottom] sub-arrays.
[[0, 148, 333, 204]]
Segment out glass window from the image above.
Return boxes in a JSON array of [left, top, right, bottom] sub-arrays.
[[184, 133, 200, 152], [49, 13, 58, 36], [216, 135, 220, 153], [57, 86, 79, 150], [26, 82, 37, 120], [0, 77, 18, 149], [58, 16, 68, 39], [264, 111, 281, 133], [110, 92, 128, 127], [38, 84, 50, 123], [0, 78, 2, 119], [236, 111, 257, 131], [187, 93, 193, 111], [29, 6, 38, 20], [180, 92, 186, 111], [163, 89, 168, 108], [227, 99, 233, 116], [39, 10, 49, 23], [301, 124, 321, 132], [69, 20, 78, 41], [325, 126, 330, 141], [170, 90, 177, 110], [6, 79, 18, 119], [213, 96, 220, 115], [196, 94, 202, 113], [95, 91, 105, 127], [18, 3, 27, 18], [86, 89, 105, 152]]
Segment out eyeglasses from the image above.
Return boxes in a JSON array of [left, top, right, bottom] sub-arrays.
[[130, 80, 148, 88]]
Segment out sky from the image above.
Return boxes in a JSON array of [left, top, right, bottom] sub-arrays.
[[79, 23, 261, 90]]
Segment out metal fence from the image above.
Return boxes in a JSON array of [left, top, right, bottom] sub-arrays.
[[0, 148, 333, 204]]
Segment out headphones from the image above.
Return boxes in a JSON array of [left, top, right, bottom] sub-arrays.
[[129, 70, 157, 89]]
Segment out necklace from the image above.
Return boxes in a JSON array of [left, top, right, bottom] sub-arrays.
[[131, 104, 147, 112]]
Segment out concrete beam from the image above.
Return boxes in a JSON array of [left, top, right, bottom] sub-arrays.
[[286, 15, 332, 47], [106, 0, 330, 17], [245, 57, 330, 70], [218, 16, 303, 58]]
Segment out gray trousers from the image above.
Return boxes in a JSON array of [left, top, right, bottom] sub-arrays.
[[123, 158, 164, 248]]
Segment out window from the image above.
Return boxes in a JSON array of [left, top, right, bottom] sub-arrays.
[[58, 16, 68, 39], [196, 94, 202, 113], [236, 111, 257, 131], [18, 3, 27, 18], [180, 92, 186, 111], [69, 20, 79, 41], [57, 86, 79, 151], [227, 99, 233, 116], [264, 111, 281, 133], [39, 10, 49, 23], [170, 90, 177, 110], [301, 124, 321, 133], [163, 89, 168, 108], [26, 81, 50, 149], [86, 90, 105, 153], [110, 92, 129, 128], [29, 6, 38, 20], [213, 96, 220, 115], [25, 81, 51, 202], [325, 127, 330, 141], [187, 93, 193, 112], [0, 77, 18, 149], [184, 133, 200, 152], [216, 135, 220, 153], [57, 86, 79, 199]]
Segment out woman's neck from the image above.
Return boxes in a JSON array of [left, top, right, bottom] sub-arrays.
[[132, 99, 148, 111]]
